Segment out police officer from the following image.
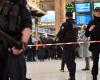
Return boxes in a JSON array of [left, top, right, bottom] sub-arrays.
[[57, 12, 76, 80], [0, 0, 32, 80], [85, 7, 100, 80]]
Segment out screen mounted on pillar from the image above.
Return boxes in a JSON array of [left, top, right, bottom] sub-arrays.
[[75, 14, 92, 25], [75, 2, 91, 13]]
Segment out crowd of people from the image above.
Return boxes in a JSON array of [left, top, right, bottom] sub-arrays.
[[25, 34, 62, 61]]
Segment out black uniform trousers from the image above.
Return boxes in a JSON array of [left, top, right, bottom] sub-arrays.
[[7, 51, 26, 80], [91, 50, 100, 76], [62, 44, 76, 79], [0, 43, 9, 80], [89, 44, 100, 77], [61, 53, 66, 70]]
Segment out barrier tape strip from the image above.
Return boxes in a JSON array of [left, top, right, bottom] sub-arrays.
[[27, 40, 100, 47]]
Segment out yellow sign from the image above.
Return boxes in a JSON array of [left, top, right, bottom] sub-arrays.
[[65, 2, 74, 12]]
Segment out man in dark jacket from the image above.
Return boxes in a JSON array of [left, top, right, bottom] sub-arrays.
[[0, 0, 32, 80], [57, 12, 76, 80], [85, 7, 100, 80]]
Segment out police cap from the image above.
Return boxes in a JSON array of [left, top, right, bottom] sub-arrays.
[[94, 7, 100, 12]]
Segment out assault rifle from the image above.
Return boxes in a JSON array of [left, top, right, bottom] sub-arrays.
[[0, 30, 23, 49]]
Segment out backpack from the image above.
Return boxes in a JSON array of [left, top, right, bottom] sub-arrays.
[[0, 1, 21, 33]]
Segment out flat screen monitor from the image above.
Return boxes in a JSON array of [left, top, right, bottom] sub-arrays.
[[76, 14, 92, 25], [94, 2, 100, 9], [75, 2, 91, 13]]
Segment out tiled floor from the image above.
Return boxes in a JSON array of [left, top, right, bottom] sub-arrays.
[[26, 58, 100, 80]]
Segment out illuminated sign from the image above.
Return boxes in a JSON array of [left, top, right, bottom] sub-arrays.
[[65, 2, 74, 12]]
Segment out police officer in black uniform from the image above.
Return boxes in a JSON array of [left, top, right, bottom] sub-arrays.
[[57, 12, 76, 80], [85, 7, 100, 80], [0, 0, 32, 80]]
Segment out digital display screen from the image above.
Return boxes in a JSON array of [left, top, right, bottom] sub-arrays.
[[76, 15, 91, 25], [75, 2, 91, 13], [94, 2, 100, 9]]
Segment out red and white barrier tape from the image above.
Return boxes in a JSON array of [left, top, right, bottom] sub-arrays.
[[27, 40, 100, 47]]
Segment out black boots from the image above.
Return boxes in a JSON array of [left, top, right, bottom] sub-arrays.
[[68, 76, 75, 80], [60, 69, 64, 72]]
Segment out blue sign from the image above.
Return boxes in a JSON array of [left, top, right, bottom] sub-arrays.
[[76, 15, 91, 25], [75, 2, 91, 13]]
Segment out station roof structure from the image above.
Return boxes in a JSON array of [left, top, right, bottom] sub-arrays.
[[39, 0, 55, 11], [27, 0, 55, 17]]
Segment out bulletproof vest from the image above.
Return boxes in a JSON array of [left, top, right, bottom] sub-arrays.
[[0, 1, 21, 33]]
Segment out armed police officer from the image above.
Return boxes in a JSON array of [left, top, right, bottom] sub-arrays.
[[57, 12, 77, 80], [0, 0, 32, 80], [85, 7, 100, 80]]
